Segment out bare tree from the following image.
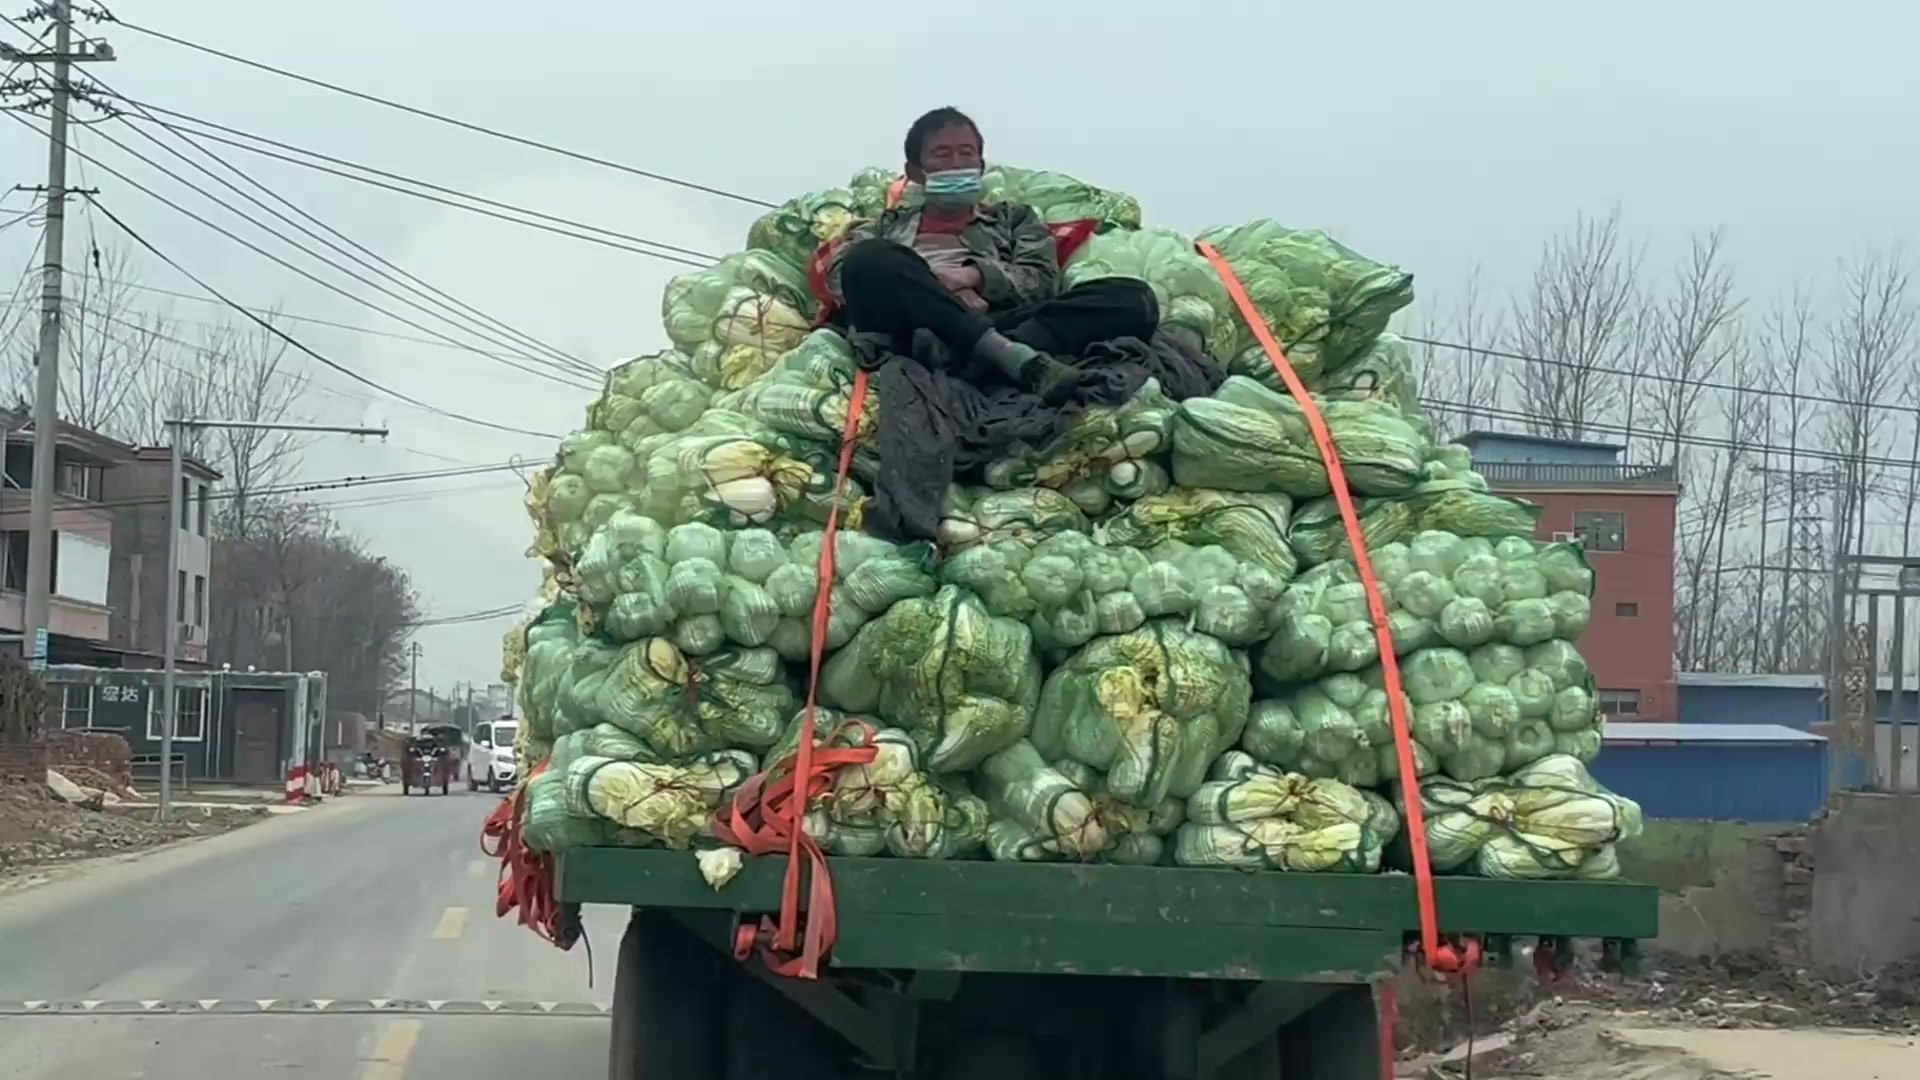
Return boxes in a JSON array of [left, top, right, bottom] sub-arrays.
[[1508, 209, 1644, 439], [1636, 231, 1750, 672], [1696, 341, 1767, 666], [116, 310, 309, 536], [10, 246, 176, 440], [1640, 231, 1743, 472], [200, 315, 309, 537], [210, 500, 418, 709], [1757, 289, 1822, 671], [124, 329, 218, 454], [1822, 249, 1914, 571], [1902, 369, 1920, 553], [1416, 267, 1505, 440]]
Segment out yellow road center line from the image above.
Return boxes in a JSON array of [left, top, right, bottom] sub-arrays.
[[467, 859, 488, 880], [432, 906, 469, 940], [361, 1019, 422, 1080]]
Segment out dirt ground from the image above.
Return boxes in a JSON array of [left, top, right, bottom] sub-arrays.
[[0, 784, 267, 881], [1439, 1017, 1918, 1079], [1398, 951, 1920, 1079], [1400, 953, 1920, 1039]]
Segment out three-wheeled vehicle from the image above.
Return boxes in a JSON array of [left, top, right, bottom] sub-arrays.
[[400, 727, 460, 795]]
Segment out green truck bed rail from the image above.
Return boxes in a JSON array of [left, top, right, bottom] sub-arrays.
[[559, 848, 1658, 984]]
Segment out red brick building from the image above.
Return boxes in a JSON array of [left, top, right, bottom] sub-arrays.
[[1457, 432, 1679, 722]]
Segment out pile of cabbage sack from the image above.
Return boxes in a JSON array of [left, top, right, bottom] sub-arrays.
[[503, 164, 1642, 881]]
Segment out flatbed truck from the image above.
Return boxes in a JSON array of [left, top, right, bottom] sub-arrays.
[[558, 847, 1659, 1079]]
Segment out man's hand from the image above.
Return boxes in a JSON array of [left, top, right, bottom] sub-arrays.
[[954, 288, 988, 313], [935, 263, 984, 295]]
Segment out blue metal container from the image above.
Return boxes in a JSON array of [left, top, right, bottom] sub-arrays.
[[1590, 723, 1827, 822]]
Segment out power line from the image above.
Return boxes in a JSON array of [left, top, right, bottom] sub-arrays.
[[0, 44, 602, 386], [70, 188, 563, 439], [0, 205, 39, 232], [85, 459, 526, 514], [3, 111, 597, 401], [7, 11, 610, 382], [6, 32, 632, 369], [1409, 334, 1920, 423], [405, 604, 525, 629], [43, 114, 599, 391], [108, 101, 720, 268], [51, 272, 605, 364], [1424, 396, 1920, 476], [0, 290, 557, 445], [313, 477, 523, 511], [91, 100, 600, 381], [91, 10, 780, 211]]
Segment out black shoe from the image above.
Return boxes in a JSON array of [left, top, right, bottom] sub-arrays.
[[1158, 322, 1207, 357], [910, 328, 953, 370], [1023, 354, 1091, 405], [845, 329, 895, 367]]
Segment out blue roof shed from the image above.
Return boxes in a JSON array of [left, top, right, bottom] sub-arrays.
[[1589, 723, 1828, 822]]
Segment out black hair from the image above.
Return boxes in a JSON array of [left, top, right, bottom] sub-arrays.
[[903, 107, 982, 168]]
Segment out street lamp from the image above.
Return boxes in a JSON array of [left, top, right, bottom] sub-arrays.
[[158, 418, 388, 821]]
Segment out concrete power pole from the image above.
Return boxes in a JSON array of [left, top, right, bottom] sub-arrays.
[[15, 1, 113, 665], [406, 641, 422, 735]]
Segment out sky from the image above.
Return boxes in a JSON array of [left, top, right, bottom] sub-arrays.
[[0, 0, 1914, 693]]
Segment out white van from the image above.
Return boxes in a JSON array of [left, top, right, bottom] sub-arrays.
[[467, 719, 519, 793]]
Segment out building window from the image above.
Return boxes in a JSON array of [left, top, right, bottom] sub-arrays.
[[57, 462, 98, 500], [1615, 601, 1639, 617], [146, 685, 208, 742], [176, 569, 187, 622], [1, 530, 26, 591], [180, 478, 191, 529], [59, 683, 93, 729], [1573, 510, 1626, 552], [194, 574, 207, 625], [196, 483, 209, 535], [1597, 689, 1642, 717]]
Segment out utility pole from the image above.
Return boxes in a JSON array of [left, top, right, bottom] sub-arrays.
[[11, 1, 114, 667], [156, 417, 386, 821], [406, 641, 422, 735], [1828, 477, 1850, 687]]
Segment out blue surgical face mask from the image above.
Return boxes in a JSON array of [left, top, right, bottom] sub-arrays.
[[922, 167, 983, 209]]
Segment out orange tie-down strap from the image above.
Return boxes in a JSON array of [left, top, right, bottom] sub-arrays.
[[1194, 242, 1481, 984], [482, 381, 878, 978], [708, 369, 876, 980], [481, 758, 579, 950]]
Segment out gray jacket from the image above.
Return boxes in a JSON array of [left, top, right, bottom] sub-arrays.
[[825, 201, 1060, 312]]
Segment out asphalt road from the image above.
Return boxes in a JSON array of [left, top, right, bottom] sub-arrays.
[[0, 787, 626, 1079]]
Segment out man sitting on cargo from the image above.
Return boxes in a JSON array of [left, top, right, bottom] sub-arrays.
[[826, 107, 1159, 398]]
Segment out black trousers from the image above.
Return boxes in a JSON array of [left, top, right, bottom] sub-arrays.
[[837, 238, 1159, 361]]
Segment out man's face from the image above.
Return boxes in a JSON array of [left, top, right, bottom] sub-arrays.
[[908, 123, 983, 183]]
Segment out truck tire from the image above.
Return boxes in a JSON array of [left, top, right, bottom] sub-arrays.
[[718, 959, 843, 1080], [608, 910, 724, 1080], [1215, 1035, 1282, 1080]]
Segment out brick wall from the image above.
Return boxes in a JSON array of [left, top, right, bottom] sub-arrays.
[[0, 740, 47, 786], [38, 730, 133, 791]]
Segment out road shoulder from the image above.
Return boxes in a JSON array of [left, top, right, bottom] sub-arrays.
[[0, 790, 376, 907]]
